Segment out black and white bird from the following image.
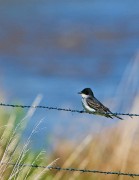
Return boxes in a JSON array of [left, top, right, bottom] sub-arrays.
[[78, 88, 123, 120]]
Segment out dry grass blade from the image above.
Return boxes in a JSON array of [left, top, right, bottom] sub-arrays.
[[33, 158, 60, 180], [54, 135, 92, 180]]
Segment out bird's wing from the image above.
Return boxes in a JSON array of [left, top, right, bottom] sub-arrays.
[[86, 96, 123, 120], [86, 96, 110, 113]]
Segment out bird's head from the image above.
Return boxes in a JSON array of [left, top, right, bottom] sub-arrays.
[[78, 88, 94, 98]]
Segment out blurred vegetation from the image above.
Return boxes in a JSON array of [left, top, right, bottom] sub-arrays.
[[0, 106, 55, 179]]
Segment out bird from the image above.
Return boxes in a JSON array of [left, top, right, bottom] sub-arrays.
[[78, 88, 123, 120]]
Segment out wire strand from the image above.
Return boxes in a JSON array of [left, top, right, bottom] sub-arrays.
[[0, 162, 138, 177], [0, 102, 138, 117]]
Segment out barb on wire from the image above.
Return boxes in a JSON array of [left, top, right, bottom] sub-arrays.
[[0, 102, 138, 117], [0, 162, 138, 177]]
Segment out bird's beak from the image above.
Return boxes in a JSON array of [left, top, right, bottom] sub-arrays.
[[78, 92, 81, 94]]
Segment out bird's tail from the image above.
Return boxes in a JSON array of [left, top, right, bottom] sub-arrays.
[[113, 114, 123, 120], [105, 113, 113, 119], [94, 111, 123, 120], [109, 112, 123, 120]]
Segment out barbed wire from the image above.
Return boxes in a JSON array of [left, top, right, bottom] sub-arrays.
[[0, 102, 138, 117], [0, 162, 138, 177]]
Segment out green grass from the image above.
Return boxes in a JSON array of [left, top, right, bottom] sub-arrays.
[[0, 97, 56, 180]]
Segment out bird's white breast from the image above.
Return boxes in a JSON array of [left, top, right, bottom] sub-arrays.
[[82, 97, 95, 112]]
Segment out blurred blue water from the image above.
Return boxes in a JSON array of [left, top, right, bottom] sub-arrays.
[[0, 0, 139, 150]]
